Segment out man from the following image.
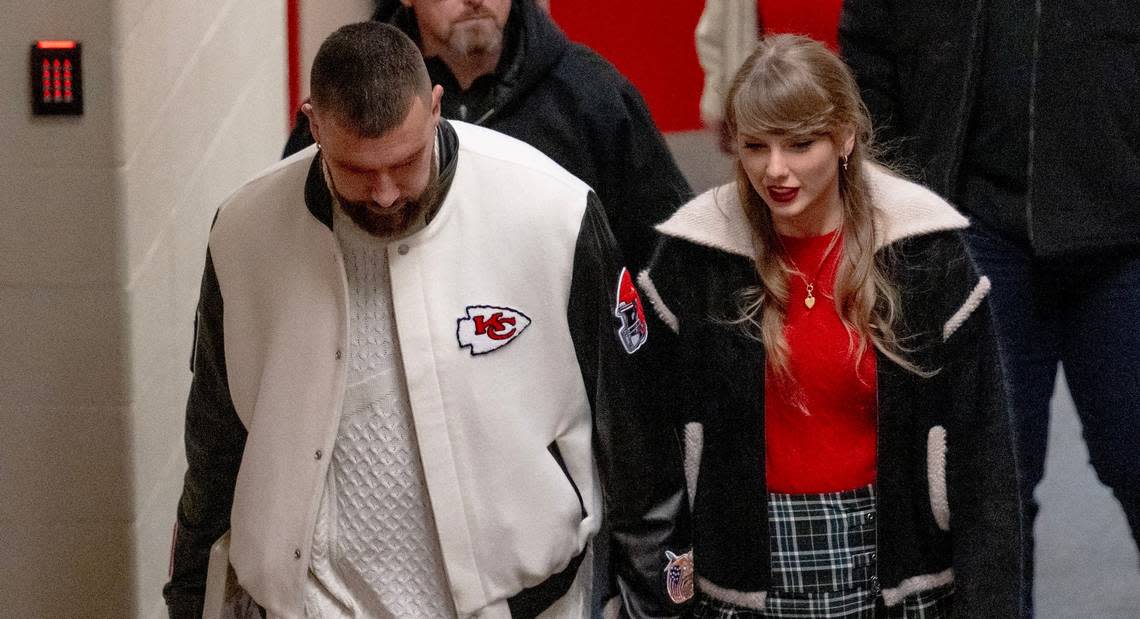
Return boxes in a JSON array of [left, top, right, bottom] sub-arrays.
[[164, 22, 689, 619], [284, 0, 691, 273], [840, 1, 1140, 614]]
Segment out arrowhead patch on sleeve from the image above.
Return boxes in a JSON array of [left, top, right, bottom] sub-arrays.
[[614, 267, 648, 354], [457, 305, 531, 355]]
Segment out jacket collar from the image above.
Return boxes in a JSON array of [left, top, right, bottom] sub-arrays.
[[304, 119, 460, 230], [655, 163, 969, 258]]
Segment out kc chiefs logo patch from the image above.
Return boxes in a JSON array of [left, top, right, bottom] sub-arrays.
[[615, 267, 648, 354], [457, 305, 532, 355]]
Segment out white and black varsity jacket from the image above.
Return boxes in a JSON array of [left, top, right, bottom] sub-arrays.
[[636, 165, 1023, 617], [163, 121, 691, 618]]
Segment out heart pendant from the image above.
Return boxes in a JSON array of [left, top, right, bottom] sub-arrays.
[[804, 296, 816, 309]]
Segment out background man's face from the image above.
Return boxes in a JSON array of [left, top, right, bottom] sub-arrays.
[[408, 0, 511, 59], [307, 86, 443, 237]]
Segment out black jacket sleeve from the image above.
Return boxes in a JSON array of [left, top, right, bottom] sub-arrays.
[[636, 237, 705, 427], [162, 249, 248, 619], [568, 193, 692, 617], [935, 236, 1024, 617], [283, 109, 316, 159]]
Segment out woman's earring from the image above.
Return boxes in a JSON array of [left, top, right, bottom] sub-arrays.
[[841, 154, 849, 171]]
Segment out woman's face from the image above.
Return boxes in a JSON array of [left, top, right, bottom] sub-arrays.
[[736, 128, 854, 237]]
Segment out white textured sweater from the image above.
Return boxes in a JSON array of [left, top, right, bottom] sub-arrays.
[[300, 205, 455, 618]]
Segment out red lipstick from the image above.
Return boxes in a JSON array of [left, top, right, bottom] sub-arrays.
[[768, 186, 799, 203]]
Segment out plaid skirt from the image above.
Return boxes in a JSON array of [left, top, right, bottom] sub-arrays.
[[690, 485, 953, 618]]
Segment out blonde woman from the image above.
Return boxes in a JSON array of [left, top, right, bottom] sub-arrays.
[[638, 35, 1022, 617]]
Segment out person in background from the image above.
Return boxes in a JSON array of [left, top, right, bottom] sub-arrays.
[[840, 1, 1140, 613], [696, 0, 843, 152], [285, 0, 690, 273], [163, 22, 689, 619], [638, 35, 1021, 617]]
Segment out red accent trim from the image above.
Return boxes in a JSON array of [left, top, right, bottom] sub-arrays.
[[286, 0, 302, 127], [36, 39, 77, 49]]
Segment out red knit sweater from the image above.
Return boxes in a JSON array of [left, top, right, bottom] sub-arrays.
[[764, 231, 878, 493]]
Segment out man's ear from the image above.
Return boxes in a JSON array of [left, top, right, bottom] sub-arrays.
[[301, 100, 320, 144]]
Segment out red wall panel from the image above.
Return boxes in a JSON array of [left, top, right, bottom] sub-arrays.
[[550, 2, 705, 133]]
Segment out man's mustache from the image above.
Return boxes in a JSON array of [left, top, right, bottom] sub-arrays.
[[457, 10, 495, 21]]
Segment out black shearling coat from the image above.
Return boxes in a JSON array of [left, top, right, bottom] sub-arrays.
[[636, 168, 1023, 616]]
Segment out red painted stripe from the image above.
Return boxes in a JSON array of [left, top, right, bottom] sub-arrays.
[[286, 0, 302, 127]]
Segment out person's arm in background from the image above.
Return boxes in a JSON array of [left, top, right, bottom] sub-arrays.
[[695, 0, 758, 152], [568, 193, 692, 617], [162, 250, 248, 619], [565, 49, 692, 274]]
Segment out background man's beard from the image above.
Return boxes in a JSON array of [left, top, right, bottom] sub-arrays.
[[448, 20, 503, 59]]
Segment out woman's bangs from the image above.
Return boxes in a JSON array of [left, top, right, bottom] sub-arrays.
[[734, 66, 834, 136]]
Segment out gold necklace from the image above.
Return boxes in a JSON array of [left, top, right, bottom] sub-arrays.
[[795, 234, 840, 310]]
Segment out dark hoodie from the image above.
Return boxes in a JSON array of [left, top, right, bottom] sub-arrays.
[[840, 0, 1140, 257], [286, 0, 691, 272]]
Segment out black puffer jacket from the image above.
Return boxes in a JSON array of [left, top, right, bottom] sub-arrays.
[[286, 0, 691, 272], [839, 0, 1140, 257]]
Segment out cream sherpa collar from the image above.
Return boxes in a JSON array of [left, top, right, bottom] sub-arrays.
[[655, 163, 969, 258]]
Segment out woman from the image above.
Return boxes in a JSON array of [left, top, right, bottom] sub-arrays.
[[638, 35, 1022, 617]]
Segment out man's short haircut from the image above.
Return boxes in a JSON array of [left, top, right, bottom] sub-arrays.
[[310, 22, 431, 137]]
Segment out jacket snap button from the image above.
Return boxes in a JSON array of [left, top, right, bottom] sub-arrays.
[[294, 548, 302, 560], [397, 244, 410, 255], [315, 449, 323, 460], [335, 350, 342, 360]]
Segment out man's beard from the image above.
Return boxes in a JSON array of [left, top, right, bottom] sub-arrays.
[[337, 194, 424, 238], [448, 18, 503, 59], [334, 165, 439, 239]]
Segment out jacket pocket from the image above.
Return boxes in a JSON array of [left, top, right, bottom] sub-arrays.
[[548, 442, 587, 518], [927, 425, 950, 531]]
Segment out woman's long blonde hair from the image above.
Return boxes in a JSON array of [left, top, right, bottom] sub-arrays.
[[724, 34, 924, 377]]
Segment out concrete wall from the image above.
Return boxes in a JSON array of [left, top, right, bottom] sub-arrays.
[[0, 0, 286, 615]]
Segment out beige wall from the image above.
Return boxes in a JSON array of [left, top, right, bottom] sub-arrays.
[[0, 0, 286, 616]]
